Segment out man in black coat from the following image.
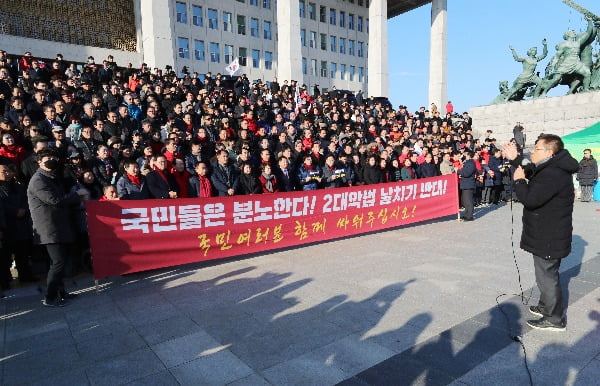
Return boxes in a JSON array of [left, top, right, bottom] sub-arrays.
[[145, 155, 178, 199], [27, 148, 87, 307], [457, 151, 476, 221], [211, 150, 240, 196], [505, 134, 579, 331]]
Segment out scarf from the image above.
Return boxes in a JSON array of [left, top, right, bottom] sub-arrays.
[[173, 171, 190, 198], [152, 164, 168, 182], [199, 175, 212, 197], [127, 172, 141, 188], [262, 173, 275, 192], [304, 164, 313, 171]]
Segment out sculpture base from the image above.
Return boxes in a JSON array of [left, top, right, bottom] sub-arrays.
[[468, 91, 600, 143]]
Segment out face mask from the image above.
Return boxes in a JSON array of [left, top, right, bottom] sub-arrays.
[[44, 159, 59, 171]]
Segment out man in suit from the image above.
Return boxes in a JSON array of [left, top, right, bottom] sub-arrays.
[[275, 156, 294, 192]]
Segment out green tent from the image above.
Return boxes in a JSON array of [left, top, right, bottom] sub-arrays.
[[562, 121, 600, 160]]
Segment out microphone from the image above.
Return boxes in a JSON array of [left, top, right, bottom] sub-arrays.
[[521, 158, 530, 167]]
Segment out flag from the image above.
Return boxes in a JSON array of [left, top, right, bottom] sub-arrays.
[[225, 58, 241, 76]]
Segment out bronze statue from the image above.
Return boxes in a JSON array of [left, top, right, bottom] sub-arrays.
[[536, 18, 597, 97], [502, 40, 548, 102], [494, 1, 600, 103]]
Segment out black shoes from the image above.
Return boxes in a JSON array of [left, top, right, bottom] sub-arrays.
[[528, 305, 543, 317], [460, 217, 474, 222], [526, 318, 566, 331], [60, 292, 79, 301], [42, 298, 68, 307], [42, 292, 78, 307]]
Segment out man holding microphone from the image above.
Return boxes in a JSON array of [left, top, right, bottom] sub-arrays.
[[503, 134, 579, 331]]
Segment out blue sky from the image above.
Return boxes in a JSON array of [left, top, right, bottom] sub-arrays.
[[387, 0, 599, 113]]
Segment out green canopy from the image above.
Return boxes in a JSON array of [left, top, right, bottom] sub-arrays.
[[562, 121, 600, 160]]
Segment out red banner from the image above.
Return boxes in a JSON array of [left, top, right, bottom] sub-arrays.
[[86, 174, 459, 279]]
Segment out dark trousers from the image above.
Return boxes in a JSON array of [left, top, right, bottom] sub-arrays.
[[461, 189, 474, 220], [533, 255, 563, 324], [45, 243, 68, 301]]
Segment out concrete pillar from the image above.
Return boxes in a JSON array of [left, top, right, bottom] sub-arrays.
[[368, 0, 388, 97], [277, 1, 302, 84], [139, 0, 175, 70], [428, 0, 448, 114]]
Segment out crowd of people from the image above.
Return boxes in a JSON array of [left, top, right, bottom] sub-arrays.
[[0, 50, 597, 303]]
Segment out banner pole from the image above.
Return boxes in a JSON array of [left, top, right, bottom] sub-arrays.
[[456, 173, 461, 221]]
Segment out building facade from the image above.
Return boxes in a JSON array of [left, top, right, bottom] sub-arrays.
[[0, 0, 444, 102]]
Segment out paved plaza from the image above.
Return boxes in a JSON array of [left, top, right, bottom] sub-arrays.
[[1, 201, 599, 385]]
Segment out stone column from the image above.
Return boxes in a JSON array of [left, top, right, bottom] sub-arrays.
[[139, 0, 175, 70], [277, 1, 302, 84], [368, 0, 389, 97], [429, 0, 448, 114]]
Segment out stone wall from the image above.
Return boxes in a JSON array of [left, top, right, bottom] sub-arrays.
[[468, 91, 600, 143]]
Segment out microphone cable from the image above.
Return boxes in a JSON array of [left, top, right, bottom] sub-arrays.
[[493, 164, 534, 386]]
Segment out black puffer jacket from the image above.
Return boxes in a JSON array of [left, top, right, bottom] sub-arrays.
[[577, 156, 598, 186], [514, 150, 579, 259]]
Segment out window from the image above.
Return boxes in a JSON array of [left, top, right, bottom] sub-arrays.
[[340, 38, 346, 54], [319, 6, 326, 23], [236, 0, 244, 2], [178, 37, 189, 58], [176, 2, 187, 24], [239, 47, 248, 66], [252, 49, 260, 68], [265, 51, 272, 70], [263, 21, 272, 40], [237, 15, 246, 35], [299, 0, 306, 18], [367, 18, 369, 33], [320, 33, 327, 50], [224, 44, 234, 63], [340, 64, 346, 80], [320, 60, 328, 77], [194, 40, 205, 61], [223, 12, 232, 31], [339, 11, 345, 27], [300, 29, 306, 47], [311, 59, 317, 76], [208, 9, 218, 29], [308, 3, 316, 20], [251, 18, 259, 37], [330, 62, 337, 79], [192, 5, 203, 27], [358, 67, 364, 82], [349, 40, 355, 56], [302, 57, 307, 75], [210, 43, 220, 62], [349, 14, 354, 30], [358, 0, 364, 5], [350, 65, 355, 81], [358, 16, 363, 32], [250, 0, 258, 6], [263, 0, 271, 9], [309, 31, 316, 48], [357, 41, 364, 57], [330, 36, 336, 52], [329, 8, 336, 25]]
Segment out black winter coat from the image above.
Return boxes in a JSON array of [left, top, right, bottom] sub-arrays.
[[513, 150, 579, 259], [577, 156, 598, 186], [27, 169, 80, 245]]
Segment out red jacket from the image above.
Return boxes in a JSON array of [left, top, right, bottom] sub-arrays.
[[0, 145, 27, 166]]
